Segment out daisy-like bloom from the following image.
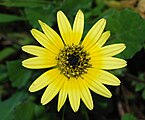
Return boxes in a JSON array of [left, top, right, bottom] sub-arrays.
[[22, 10, 127, 112]]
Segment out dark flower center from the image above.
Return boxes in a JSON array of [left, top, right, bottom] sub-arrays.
[[68, 55, 79, 67], [56, 44, 92, 78]]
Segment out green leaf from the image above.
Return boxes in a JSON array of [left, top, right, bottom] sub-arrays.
[[138, 73, 145, 81], [0, 0, 51, 8], [62, 0, 92, 11], [102, 9, 145, 59], [0, 64, 7, 81], [47, 113, 60, 120], [80, 104, 89, 120], [0, 92, 28, 120], [0, 47, 16, 60], [61, 0, 92, 22], [0, 13, 24, 23], [34, 105, 45, 117], [6, 60, 32, 88], [93, 94, 109, 108], [142, 89, 145, 100], [121, 113, 137, 120], [110, 68, 126, 76], [135, 83, 145, 92], [6, 33, 33, 46], [24, 6, 56, 28], [13, 102, 34, 120]]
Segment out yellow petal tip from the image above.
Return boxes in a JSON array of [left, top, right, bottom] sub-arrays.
[[78, 9, 83, 13], [22, 60, 30, 69], [41, 103, 45, 105], [57, 10, 63, 15], [57, 107, 61, 112], [100, 18, 106, 26], [22, 61, 25, 66], [31, 28, 35, 31], [73, 109, 78, 112], [123, 44, 126, 49], [30, 29, 36, 35], [108, 93, 112, 98], [38, 20, 43, 24], [97, 18, 106, 25], [101, 18, 106, 21], [28, 88, 33, 92], [119, 43, 126, 48], [28, 85, 35, 92], [41, 100, 46, 105], [89, 107, 93, 111], [104, 90, 112, 98], [21, 46, 30, 52], [87, 104, 94, 110], [124, 63, 127, 67], [21, 46, 25, 51], [114, 82, 121, 86], [107, 31, 111, 34], [77, 9, 84, 18]]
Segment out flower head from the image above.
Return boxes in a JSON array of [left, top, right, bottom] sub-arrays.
[[22, 10, 127, 112]]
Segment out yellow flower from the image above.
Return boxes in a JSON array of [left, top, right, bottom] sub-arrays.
[[22, 10, 127, 112]]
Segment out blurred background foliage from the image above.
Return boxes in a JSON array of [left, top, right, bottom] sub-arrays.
[[0, 0, 145, 120]]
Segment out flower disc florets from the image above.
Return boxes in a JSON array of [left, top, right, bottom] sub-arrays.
[[56, 44, 92, 78]]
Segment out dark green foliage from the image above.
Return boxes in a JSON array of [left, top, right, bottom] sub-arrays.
[[0, 92, 28, 120], [103, 9, 145, 59], [0, 0, 145, 120], [121, 113, 137, 120], [6, 60, 32, 88]]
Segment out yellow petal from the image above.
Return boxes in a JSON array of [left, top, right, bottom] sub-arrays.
[[73, 10, 84, 45], [85, 68, 121, 86], [22, 57, 56, 69], [57, 11, 73, 45], [57, 79, 68, 112], [82, 18, 106, 51], [90, 57, 127, 70], [41, 74, 65, 105], [95, 31, 111, 47], [88, 31, 110, 53], [77, 78, 93, 110], [100, 43, 126, 56], [31, 29, 59, 54], [90, 44, 126, 57], [22, 45, 56, 57], [38, 20, 64, 50], [68, 78, 80, 112], [82, 76, 112, 98], [29, 68, 61, 92]]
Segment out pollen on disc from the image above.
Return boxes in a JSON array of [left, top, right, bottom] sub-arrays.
[[56, 44, 92, 78]]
